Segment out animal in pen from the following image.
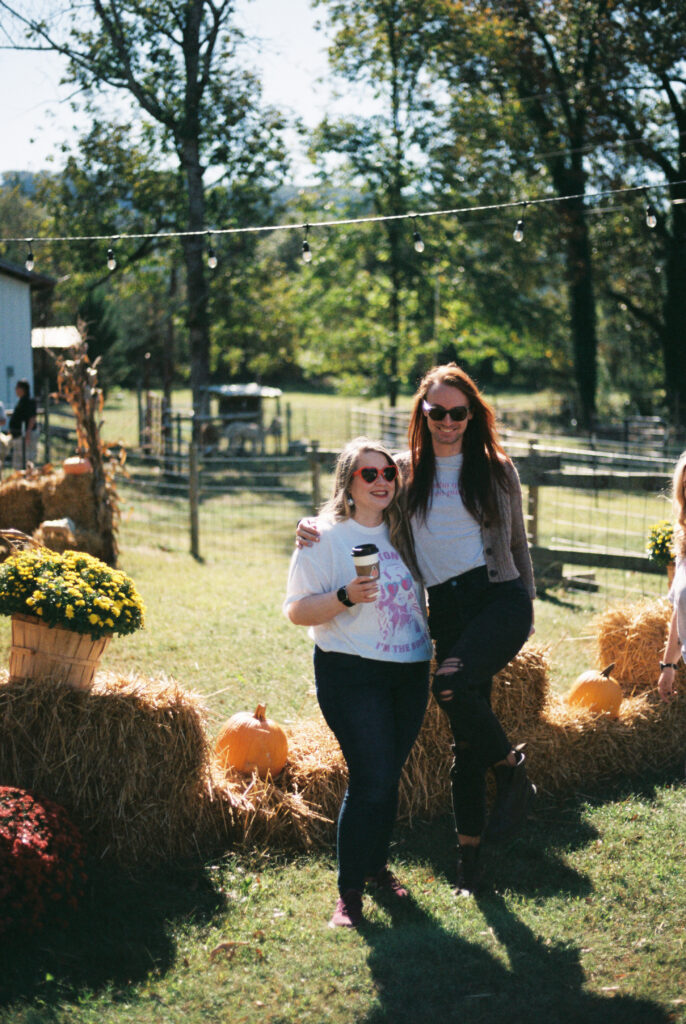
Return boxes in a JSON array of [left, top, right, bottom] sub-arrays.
[[223, 420, 264, 455]]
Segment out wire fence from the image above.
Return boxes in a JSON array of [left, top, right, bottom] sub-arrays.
[[107, 433, 675, 602], [34, 402, 676, 599]]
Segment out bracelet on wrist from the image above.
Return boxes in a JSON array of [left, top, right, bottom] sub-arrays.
[[659, 661, 678, 672]]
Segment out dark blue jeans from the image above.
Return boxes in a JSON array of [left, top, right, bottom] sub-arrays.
[[314, 647, 429, 895], [427, 566, 533, 837]]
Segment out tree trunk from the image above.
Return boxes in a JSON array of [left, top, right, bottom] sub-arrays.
[[662, 198, 686, 427], [179, 133, 210, 425], [562, 194, 598, 430]]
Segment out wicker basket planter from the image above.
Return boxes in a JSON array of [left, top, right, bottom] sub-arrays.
[[9, 614, 111, 691]]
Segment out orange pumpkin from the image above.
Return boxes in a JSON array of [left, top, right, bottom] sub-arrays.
[[566, 663, 622, 718], [215, 703, 288, 778], [63, 456, 92, 475]]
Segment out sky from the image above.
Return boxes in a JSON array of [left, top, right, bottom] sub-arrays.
[[0, 0, 340, 178]]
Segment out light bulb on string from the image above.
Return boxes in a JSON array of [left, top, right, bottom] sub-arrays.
[[25, 240, 34, 272], [412, 216, 425, 253], [513, 218, 525, 243], [206, 234, 218, 269], [645, 203, 657, 229], [302, 223, 313, 263], [106, 240, 117, 271]]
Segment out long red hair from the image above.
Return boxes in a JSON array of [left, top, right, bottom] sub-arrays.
[[406, 363, 510, 522]]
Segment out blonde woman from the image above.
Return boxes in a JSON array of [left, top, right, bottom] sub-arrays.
[[285, 438, 431, 928], [657, 451, 686, 702]]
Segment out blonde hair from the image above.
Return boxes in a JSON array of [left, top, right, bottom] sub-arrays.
[[320, 437, 420, 578], [672, 451, 686, 561]]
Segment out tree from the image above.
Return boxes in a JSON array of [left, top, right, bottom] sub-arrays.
[[311, 0, 442, 405], [0, 0, 289, 416], [595, 1, 686, 425], [430, 0, 625, 428]]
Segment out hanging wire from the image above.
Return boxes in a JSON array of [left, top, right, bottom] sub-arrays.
[[1, 179, 684, 249]]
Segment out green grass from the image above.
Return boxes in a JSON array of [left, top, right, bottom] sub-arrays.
[[1, 544, 684, 1023]]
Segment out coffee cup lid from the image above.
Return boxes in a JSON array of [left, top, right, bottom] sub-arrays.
[[351, 543, 379, 557]]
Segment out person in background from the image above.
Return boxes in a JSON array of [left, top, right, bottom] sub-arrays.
[[657, 451, 686, 702], [9, 379, 38, 469], [285, 437, 432, 928], [297, 363, 537, 894]]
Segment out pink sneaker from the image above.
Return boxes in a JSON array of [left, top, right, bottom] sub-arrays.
[[366, 866, 409, 899], [329, 889, 364, 928]]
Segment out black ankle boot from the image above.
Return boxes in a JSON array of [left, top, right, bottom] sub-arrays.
[[455, 844, 482, 894], [484, 750, 536, 843]]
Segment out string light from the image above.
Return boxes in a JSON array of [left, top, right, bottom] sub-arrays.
[[25, 239, 34, 272], [411, 216, 425, 253], [645, 203, 657, 229], [302, 223, 312, 263], [106, 239, 117, 271], [513, 217, 525, 243], [206, 233, 218, 269], [2, 180, 684, 250]]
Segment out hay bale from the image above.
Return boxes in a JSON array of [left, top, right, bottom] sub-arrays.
[[204, 717, 345, 851], [594, 599, 686, 695], [526, 691, 686, 796], [0, 670, 243, 865], [492, 643, 550, 724], [41, 472, 98, 532], [0, 476, 44, 534], [207, 643, 553, 848]]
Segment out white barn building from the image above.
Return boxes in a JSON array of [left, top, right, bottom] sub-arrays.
[[0, 258, 54, 409]]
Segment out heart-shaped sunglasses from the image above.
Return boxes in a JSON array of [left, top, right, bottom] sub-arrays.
[[422, 399, 470, 422], [352, 465, 398, 484]]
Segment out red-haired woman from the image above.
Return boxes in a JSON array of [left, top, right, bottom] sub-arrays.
[[396, 362, 536, 891], [297, 363, 536, 893]]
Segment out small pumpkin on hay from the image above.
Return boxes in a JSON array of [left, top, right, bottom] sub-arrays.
[[566, 663, 623, 718], [215, 703, 289, 779]]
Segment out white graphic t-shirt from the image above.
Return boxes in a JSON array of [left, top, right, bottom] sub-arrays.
[[284, 517, 432, 663], [668, 556, 686, 661], [409, 453, 486, 587]]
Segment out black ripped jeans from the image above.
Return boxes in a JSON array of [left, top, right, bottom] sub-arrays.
[[427, 566, 533, 837]]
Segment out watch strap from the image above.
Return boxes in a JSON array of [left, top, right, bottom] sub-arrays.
[[659, 661, 678, 671], [337, 586, 354, 607]]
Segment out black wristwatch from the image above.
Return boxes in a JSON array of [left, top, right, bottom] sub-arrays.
[[659, 661, 678, 671], [337, 586, 354, 607]]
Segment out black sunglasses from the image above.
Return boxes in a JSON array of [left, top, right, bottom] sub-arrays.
[[422, 399, 470, 422], [352, 465, 398, 483]]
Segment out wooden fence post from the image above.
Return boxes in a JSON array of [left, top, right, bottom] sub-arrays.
[[189, 436, 200, 559], [527, 439, 539, 546], [310, 440, 321, 514]]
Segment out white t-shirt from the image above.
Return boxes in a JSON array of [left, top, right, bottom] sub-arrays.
[[284, 516, 432, 663], [409, 453, 486, 587], [668, 556, 686, 660]]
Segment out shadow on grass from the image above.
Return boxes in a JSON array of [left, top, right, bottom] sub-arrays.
[[359, 889, 669, 1024], [0, 859, 225, 1008], [358, 777, 677, 1024]]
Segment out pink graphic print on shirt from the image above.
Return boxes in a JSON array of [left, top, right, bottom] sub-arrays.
[[374, 551, 426, 655]]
